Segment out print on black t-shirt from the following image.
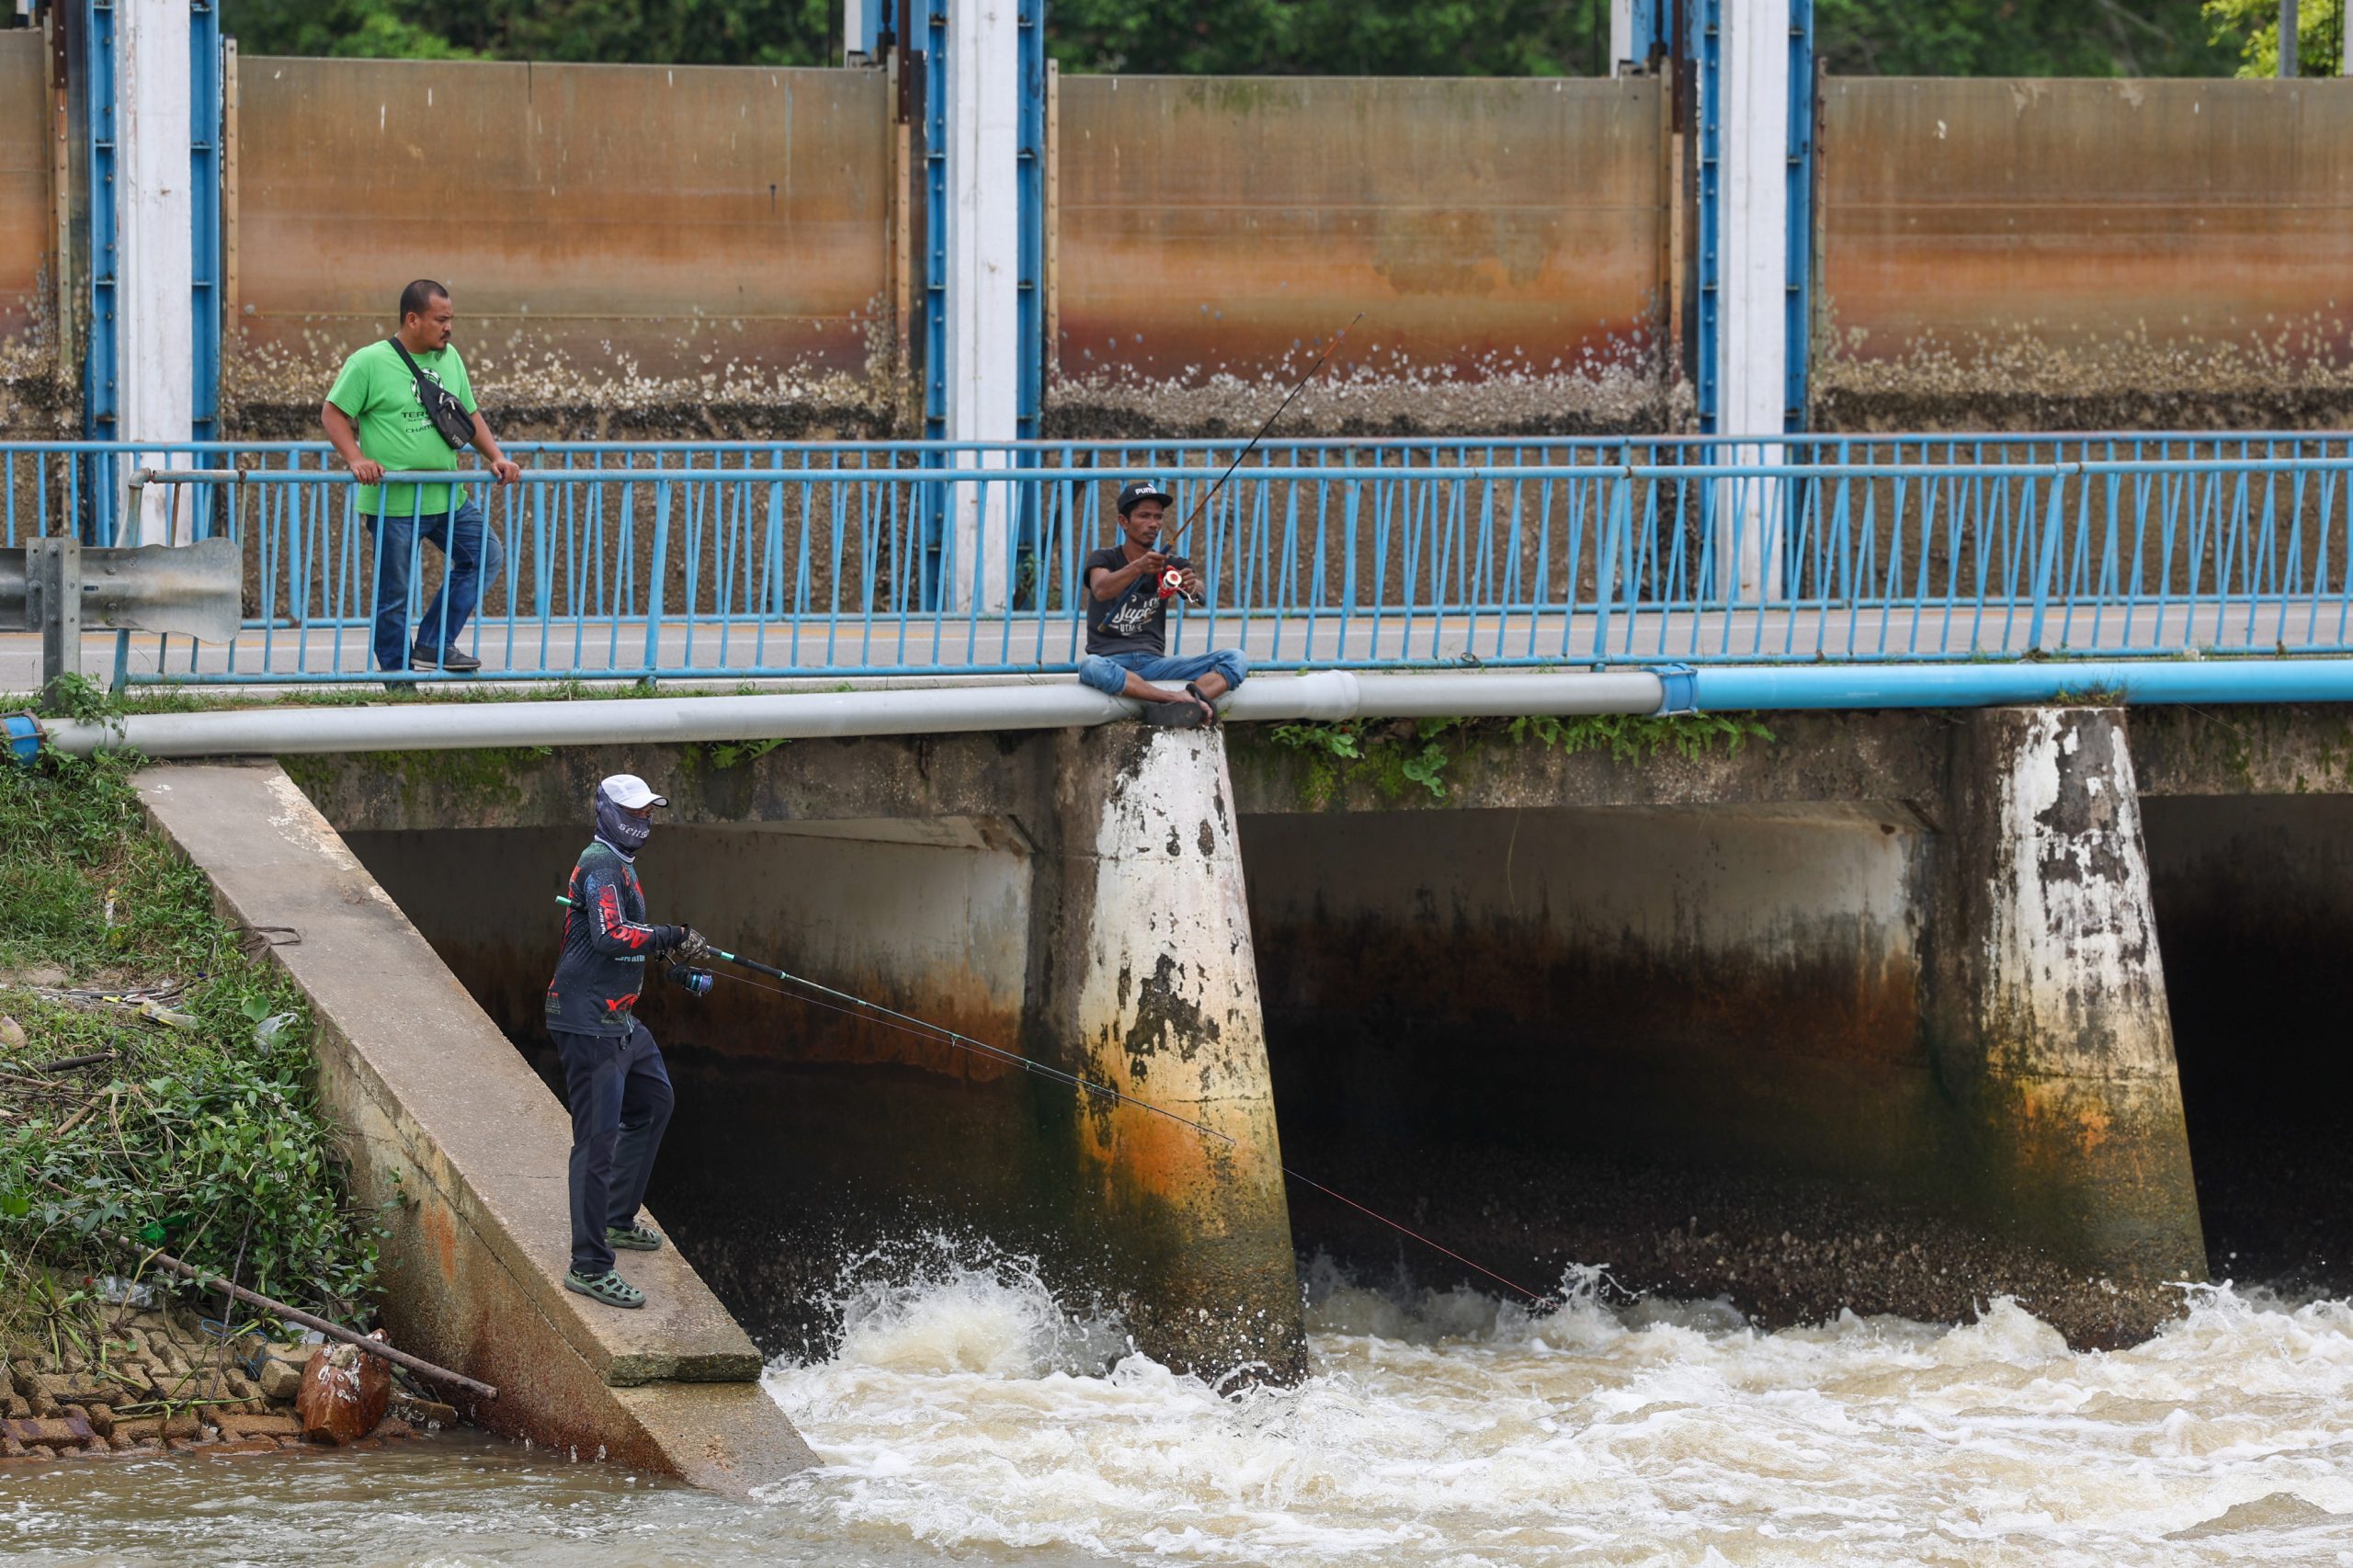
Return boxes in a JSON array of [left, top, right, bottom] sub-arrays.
[[1084, 545, 1191, 659]]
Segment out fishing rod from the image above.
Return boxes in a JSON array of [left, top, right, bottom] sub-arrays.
[[1162, 312, 1365, 556], [555, 894, 1554, 1307]]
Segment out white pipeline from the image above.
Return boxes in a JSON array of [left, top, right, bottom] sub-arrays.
[[34, 671, 1671, 759]]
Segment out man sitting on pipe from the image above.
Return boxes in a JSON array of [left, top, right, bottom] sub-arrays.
[[1076, 479, 1247, 727], [543, 775, 709, 1310]]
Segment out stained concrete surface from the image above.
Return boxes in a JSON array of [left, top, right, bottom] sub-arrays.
[[276, 710, 2353, 1353], [134, 764, 811, 1493]]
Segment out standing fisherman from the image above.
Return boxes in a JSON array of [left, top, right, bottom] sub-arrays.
[[544, 775, 709, 1309]]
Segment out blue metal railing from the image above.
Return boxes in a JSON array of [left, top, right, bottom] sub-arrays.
[[6, 436, 2353, 687]]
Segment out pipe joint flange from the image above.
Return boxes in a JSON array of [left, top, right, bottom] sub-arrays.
[[1649, 664, 1699, 716], [4, 712, 41, 767]]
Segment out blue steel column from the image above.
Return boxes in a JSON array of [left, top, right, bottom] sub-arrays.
[[80, 0, 119, 540], [1016, 0, 1043, 443], [189, 0, 222, 446], [919, 0, 949, 604], [1689, 0, 1721, 437], [1627, 0, 1670, 67], [1783, 0, 1812, 433], [1012, 0, 1045, 605]]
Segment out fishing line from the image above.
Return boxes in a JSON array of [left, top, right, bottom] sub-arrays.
[[687, 941, 1557, 1308], [1163, 312, 1366, 555], [559, 894, 1557, 1308]]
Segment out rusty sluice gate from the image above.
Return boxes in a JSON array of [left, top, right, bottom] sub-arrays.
[[12, 38, 2353, 439]]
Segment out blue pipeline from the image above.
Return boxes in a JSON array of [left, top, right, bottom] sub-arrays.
[[1682, 661, 2353, 712]]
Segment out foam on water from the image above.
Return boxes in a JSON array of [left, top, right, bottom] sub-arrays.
[[17, 1245, 2353, 1564], [759, 1250, 2353, 1566]]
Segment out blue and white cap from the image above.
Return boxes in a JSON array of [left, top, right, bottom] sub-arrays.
[[1117, 478, 1173, 516]]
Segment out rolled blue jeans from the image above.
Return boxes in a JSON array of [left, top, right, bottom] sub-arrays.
[[365, 497, 506, 673], [1077, 648, 1248, 697]]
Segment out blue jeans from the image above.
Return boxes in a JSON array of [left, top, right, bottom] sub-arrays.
[[365, 498, 505, 673], [553, 1020, 675, 1278], [1078, 649, 1248, 697]]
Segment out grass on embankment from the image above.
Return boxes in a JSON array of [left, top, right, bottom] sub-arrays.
[[0, 745, 379, 1354]]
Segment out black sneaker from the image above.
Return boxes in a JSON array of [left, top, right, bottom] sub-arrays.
[[411, 646, 483, 673]]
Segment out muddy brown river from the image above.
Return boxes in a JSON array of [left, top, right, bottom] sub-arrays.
[[17, 1253, 2353, 1566]]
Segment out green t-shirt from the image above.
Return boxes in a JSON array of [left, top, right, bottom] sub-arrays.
[[324, 340, 478, 517]]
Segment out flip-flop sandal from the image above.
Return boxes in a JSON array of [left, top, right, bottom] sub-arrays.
[[1185, 683, 1222, 724], [607, 1222, 665, 1252], [1140, 700, 1206, 729], [565, 1268, 646, 1309]]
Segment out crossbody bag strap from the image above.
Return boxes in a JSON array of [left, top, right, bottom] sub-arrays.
[[386, 335, 438, 395], [385, 336, 473, 449]]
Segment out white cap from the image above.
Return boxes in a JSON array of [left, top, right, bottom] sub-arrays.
[[598, 774, 668, 810]]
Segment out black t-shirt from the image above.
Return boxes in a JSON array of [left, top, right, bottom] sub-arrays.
[[1083, 545, 1190, 658]]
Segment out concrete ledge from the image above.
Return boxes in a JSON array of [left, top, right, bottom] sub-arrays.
[[137, 762, 811, 1491]]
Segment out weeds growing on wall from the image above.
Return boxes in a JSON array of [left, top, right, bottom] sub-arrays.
[[0, 747, 381, 1351], [1261, 711, 1777, 807]]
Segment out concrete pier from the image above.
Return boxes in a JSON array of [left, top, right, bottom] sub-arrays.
[[265, 703, 2353, 1355], [290, 731, 1310, 1384], [136, 763, 812, 1493], [1926, 710, 2206, 1299], [1028, 727, 1307, 1384]]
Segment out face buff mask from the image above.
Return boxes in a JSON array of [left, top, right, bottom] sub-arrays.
[[594, 785, 652, 857]]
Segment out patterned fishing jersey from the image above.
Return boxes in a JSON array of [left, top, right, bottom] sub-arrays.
[[546, 839, 677, 1037]]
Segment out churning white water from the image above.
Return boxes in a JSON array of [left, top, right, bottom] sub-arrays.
[[761, 1250, 2353, 1565], [12, 1249, 2353, 1565]]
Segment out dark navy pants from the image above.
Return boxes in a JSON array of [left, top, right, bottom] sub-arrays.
[[552, 1020, 674, 1278]]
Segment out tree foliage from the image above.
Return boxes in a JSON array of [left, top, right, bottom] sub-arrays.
[[2202, 0, 2348, 76], [224, 0, 2259, 77]]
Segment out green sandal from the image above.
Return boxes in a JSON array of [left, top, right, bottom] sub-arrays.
[[607, 1222, 665, 1252], [564, 1268, 645, 1309]]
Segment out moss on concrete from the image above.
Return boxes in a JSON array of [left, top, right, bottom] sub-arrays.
[[279, 746, 556, 819], [1240, 711, 1777, 809]]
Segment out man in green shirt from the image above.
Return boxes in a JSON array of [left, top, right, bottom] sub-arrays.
[[323, 278, 520, 680]]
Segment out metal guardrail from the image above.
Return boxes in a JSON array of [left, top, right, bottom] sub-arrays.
[[5, 437, 2353, 687]]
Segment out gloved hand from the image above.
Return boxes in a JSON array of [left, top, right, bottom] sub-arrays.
[[670, 925, 712, 963]]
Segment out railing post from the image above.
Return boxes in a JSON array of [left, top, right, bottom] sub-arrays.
[[29, 534, 85, 708], [2026, 464, 2074, 654], [643, 480, 671, 674]]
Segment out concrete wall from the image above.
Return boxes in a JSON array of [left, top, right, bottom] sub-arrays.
[[0, 30, 67, 436], [139, 764, 810, 1494], [1817, 78, 2353, 429], [1052, 74, 1673, 435], [229, 57, 896, 435], [1243, 802, 1931, 1171], [1229, 710, 2203, 1346], [282, 711, 2274, 1352], [304, 734, 1306, 1379], [340, 818, 1044, 1352]]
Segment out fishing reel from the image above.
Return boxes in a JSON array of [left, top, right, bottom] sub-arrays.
[[1155, 567, 1185, 600], [666, 961, 714, 998]]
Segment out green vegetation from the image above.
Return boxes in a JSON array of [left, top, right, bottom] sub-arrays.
[[0, 748, 381, 1352], [222, 0, 2250, 78], [1258, 710, 1775, 807], [2204, 0, 2347, 75]]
